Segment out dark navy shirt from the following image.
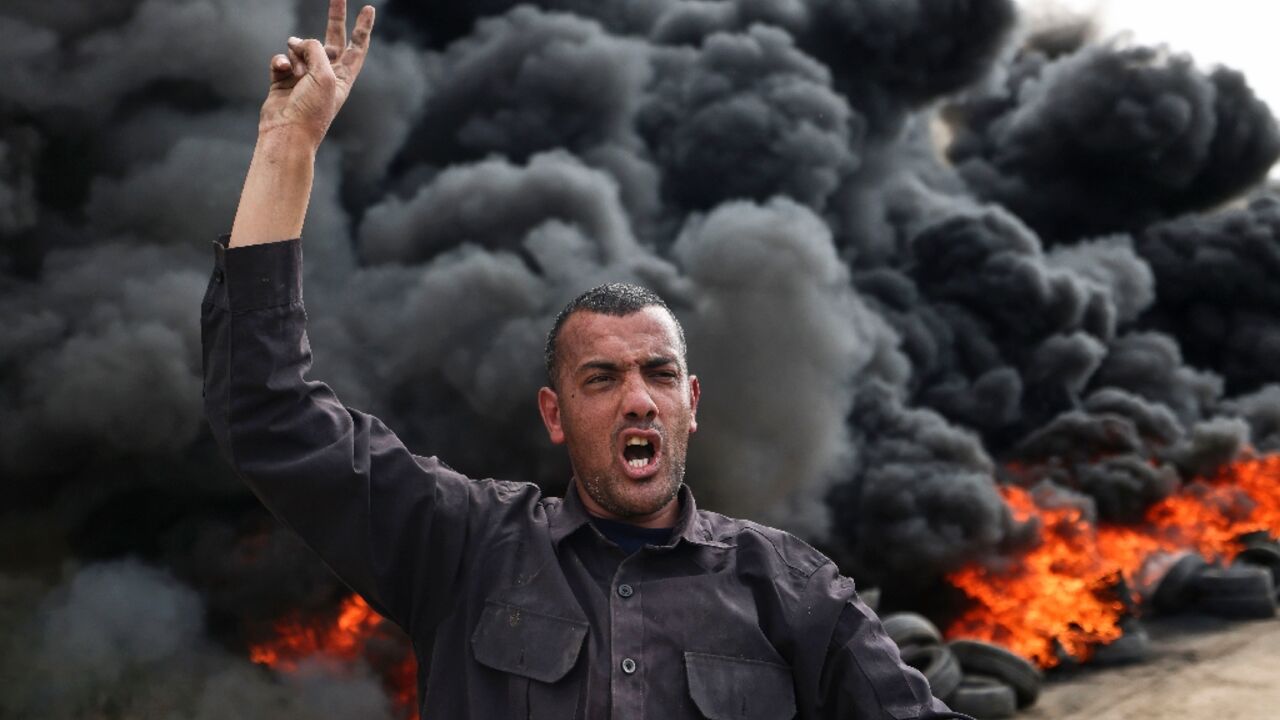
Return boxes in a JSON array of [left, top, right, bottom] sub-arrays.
[[201, 236, 971, 720]]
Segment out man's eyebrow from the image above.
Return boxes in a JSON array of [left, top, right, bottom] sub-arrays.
[[642, 356, 678, 370], [577, 360, 622, 374], [575, 357, 679, 374]]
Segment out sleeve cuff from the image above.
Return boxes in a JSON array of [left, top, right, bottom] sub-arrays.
[[207, 235, 303, 312]]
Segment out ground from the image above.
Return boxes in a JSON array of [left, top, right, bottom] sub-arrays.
[[1024, 614, 1280, 719]]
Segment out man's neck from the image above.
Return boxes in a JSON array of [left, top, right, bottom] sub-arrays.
[[573, 481, 680, 529]]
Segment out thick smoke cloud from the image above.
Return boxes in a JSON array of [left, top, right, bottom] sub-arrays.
[[1136, 195, 1280, 395], [400, 8, 650, 165], [852, 207, 1125, 448], [360, 151, 638, 263], [0, 243, 207, 479], [651, 0, 1017, 133], [386, 0, 673, 46], [829, 382, 1015, 588], [673, 197, 903, 535], [1223, 385, 1280, 452], [0, 0, 292, 114], [948, 44, 1280, 241], [1090, 331, 1222, 427], [639, 24, 858, 213], [2, 0, 1278, 711]]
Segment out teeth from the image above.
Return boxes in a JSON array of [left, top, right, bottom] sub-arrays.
[[626, 437, 650, 447], [628, 458, 647, 468]]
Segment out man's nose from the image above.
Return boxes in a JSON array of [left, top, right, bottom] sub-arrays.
[[621, 374, 658, 421]]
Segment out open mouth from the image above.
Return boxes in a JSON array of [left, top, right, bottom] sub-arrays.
[[618, 430, 662, 478]]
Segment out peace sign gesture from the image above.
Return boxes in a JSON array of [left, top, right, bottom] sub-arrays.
[[259, 0, 376, 150]]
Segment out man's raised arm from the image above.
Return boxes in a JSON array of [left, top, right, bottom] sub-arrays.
[[203, 1, 516, 634], [229, 0, 373, 248]]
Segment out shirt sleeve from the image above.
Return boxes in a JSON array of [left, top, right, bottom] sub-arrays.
[[816, 577, 974, 720], [200, 236, 515, 634]]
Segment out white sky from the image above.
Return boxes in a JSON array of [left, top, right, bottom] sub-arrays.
[[1015, 0, 1280, 175]]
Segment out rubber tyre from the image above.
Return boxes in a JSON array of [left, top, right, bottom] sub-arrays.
[[900, 644, 962, 701], [882, 612, 943, 650], [1235, 544, 1280, 587], [946, 675, 1017, 719], [1091, 619, 1150, 666], [1151, 553, 1209, 613], [1239, 531, 1276, 549], [1192, 566, 1276, 619], [1193, 565, 1274, 595], [948, 639, 1042, 708]]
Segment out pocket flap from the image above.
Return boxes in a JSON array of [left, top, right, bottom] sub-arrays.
[[684, 652, 797, 720], [471, 600, 588, 683]]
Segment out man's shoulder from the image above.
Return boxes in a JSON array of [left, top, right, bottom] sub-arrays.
[[410, 454, 548, 507], [697, 509, 834, 580]]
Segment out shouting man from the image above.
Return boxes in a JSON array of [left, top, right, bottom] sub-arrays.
[[203, 2, 970, 717]]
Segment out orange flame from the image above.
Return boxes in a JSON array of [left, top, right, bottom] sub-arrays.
[[946, 454, 1280, 669], [249, 595, 418, 719]]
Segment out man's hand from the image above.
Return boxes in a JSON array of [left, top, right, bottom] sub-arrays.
[[229, 0, 375, 247], [261, 0, 376, 149]]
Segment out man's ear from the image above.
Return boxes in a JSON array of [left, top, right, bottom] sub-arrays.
[[688, 375, 700, 434], [538, 386, 566, 445]]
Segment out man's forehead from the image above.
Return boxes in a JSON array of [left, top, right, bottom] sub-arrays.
[[559, 307, 683, 362]]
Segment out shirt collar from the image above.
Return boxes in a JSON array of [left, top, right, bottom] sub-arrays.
[[549, 481, 730, 550]]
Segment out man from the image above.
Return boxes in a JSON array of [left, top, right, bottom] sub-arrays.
[[204, 1, 970, 717]]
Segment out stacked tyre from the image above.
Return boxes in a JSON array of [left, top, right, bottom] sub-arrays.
[[947, 640, 1042, 718], [881, 612, 1042, 718], [882, 613, 962, 702], [1146, 545, 1278, 618]]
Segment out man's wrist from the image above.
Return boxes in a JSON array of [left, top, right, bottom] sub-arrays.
[[256, 129, 318, 163], [228, 130, 317, 248]]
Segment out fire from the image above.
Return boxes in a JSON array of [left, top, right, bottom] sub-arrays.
[[249, 594, 382, 669], [946, 454, 1280, 668], [249, 594, 419, 719]]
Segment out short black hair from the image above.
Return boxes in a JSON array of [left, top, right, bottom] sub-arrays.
[[544, 283, 686, 386]]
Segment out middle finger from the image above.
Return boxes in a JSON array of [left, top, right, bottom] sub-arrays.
[[324, 0, 347, 55]]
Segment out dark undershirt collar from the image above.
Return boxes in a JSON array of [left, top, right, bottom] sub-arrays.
[[590, 516, 674, 555]]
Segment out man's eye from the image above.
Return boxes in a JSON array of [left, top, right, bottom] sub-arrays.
[[587, 375, 612, 384]]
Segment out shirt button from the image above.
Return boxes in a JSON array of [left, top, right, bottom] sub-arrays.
[[621, 658, 637, 674], [213, 268, 225, 284], [617, 583, 634, 598]]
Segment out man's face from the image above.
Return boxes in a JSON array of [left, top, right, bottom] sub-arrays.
[[538, 307, 700, 524]]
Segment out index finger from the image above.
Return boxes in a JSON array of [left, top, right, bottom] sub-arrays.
[[324, 0, 347, 53]]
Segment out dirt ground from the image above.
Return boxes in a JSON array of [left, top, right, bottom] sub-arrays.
[[1022, 614, 1280, 719]]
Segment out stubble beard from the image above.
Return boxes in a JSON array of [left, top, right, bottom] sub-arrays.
[[577, 430, 689, 520]]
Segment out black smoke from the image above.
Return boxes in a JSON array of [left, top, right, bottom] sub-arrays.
[[948, 43, 1280, 242], [2, 0, 1279, 713]]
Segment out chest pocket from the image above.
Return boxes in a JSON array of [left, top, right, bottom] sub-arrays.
[[685, 652, 797, 720], [472, 599, 588, 681], [472, 599, 587, 719]]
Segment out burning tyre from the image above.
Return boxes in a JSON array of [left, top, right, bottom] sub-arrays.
[[1091, 618, 1151, 666], [1234, 539, 1280, 588], [1149, 552, 1210, 613], [1191, 566, 1277, 619]]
